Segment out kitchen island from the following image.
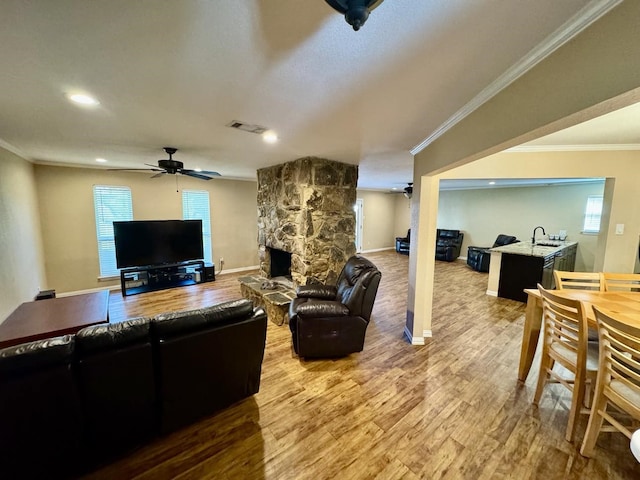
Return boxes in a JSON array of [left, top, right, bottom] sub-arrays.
[[487, 241, 578, 302]]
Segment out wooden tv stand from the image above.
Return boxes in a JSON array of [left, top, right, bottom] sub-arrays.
[[120, 260, 206, 297]]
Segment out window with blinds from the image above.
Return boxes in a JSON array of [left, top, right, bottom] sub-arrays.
[[182, 190, 212, 264], [583, 195, 603, 233], [93, 185, 133, 277]]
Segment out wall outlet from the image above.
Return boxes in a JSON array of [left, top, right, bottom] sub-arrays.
[[219, 257, 224, 265]]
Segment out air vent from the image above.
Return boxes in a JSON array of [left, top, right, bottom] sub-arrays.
[[226, 120, 268, 135]]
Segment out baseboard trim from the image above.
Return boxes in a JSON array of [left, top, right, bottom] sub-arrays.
[[404, 326, 425, 345], [57, 285, 119, 298], [217, 265, 260, 275], [361, 247, 395, 253], [486, 290, 498, 297], [423, 329, 433, 338]]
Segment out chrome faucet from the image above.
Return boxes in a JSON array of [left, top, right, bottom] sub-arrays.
[[532, 226, 546, 245]]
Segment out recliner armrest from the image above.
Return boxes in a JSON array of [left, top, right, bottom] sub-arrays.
[[295, 300, 349, 317], [296, 285, 337, 299]]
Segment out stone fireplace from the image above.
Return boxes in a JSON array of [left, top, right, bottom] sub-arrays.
[[257, 157, 357, 287], [268, 247, 291, 279]]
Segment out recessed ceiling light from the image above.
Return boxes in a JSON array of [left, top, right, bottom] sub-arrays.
[[95, 158, 107, 163], [194, 168, 202, 172], [262, 131, 278, 144], [67, 93, 100, 106], [489, 181, 496, 185]]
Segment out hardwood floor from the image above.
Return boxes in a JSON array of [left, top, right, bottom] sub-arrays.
[[90, 251, 640, 479]]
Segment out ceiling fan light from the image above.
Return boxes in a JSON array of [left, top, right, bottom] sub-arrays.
[[345, 6, 369, 31], [325, 0, 381, 31]]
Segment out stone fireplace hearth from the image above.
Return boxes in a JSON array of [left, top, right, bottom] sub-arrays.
[[257, 157, 357, 287]]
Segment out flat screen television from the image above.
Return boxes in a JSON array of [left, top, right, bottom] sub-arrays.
[[114, 220, 204, 268]]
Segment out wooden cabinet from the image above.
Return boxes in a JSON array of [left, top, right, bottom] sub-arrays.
[[497, 243, 577, 302]]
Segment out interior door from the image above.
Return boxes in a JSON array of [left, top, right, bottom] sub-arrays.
[[354, 199, 363, 253]]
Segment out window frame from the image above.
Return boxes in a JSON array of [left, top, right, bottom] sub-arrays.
[[93, 185, 133, 279], [582, 194, 603, 234], [182, 189, 212, 264]]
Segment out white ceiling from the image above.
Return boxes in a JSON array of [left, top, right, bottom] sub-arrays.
[[1, 0, 630, 190]]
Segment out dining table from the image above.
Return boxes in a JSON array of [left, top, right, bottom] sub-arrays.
[[518, 288, 640, 382]]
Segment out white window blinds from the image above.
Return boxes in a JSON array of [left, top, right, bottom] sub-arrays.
[[182, 190, 212, 264], [93, 185, 133, 277], [583, 195, 603, 233]]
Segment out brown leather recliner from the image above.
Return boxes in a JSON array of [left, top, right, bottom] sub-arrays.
[[288, 255, 382, 358]]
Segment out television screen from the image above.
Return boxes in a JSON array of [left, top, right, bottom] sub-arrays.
[[114, 220, 204, 268]]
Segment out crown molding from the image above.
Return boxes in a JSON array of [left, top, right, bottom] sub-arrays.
[[0, 138, 32, 161], [410, 0, 623, 156], [506, 143, 640, 153]]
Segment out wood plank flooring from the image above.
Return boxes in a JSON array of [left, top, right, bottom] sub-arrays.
[[88, 251, 640, 479]]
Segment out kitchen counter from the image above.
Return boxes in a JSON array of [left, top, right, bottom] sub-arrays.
[[491, 240, 578, 257], [487, 241, 578, 302]]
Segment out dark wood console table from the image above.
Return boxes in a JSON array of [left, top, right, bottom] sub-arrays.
[[0, 290, 110, 349]]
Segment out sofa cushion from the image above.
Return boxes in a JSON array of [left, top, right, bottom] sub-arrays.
[[438, 229, 460, 239], [76, 317, 151, 354], [152, 298, 254, 338], [0, 335, 74, 376]]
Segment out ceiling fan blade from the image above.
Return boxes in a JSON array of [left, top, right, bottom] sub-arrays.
[[181, 171, 216, 180], [188, 169, 221, 176], [108, 167, 162, 172], [150, 171, 167, 179]]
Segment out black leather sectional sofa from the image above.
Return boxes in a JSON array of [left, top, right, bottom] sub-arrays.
[[0, 299, 267, 479]]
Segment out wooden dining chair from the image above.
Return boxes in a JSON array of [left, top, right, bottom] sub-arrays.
[[580, 306, 640, 457], [554, 270, 604, 291], [534, 285, 600, 442], [602, 272, 640, 292]]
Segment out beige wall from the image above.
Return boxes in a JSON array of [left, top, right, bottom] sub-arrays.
[[393, 194, 411, 238], [356, 190, 398, 251], [0, 148, 46, 322], [440, 151, 640, 273], [438, 181, 605, 272], [406, 1, 640, 342], [34, 165, 259, 293]]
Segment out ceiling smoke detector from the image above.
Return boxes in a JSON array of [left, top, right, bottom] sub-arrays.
[[325, 0, 384, 31]]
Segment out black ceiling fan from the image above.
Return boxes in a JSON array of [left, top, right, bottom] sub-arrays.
[[111, 147, 221, 180], [325, 0, 384, 31]]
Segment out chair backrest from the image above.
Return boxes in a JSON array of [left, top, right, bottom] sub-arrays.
[[75, 317, 156, 457], [493, 234, 518, 248], [602, 272, 640, 292], [335, 255, 382, 320], [151, 299, 267, 433], [592, 306, 640, 426], [553, 270, 604, 291], [538, 284, 590, 367], [436, 229, 462, 243], [0, 335, 82, 478]]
